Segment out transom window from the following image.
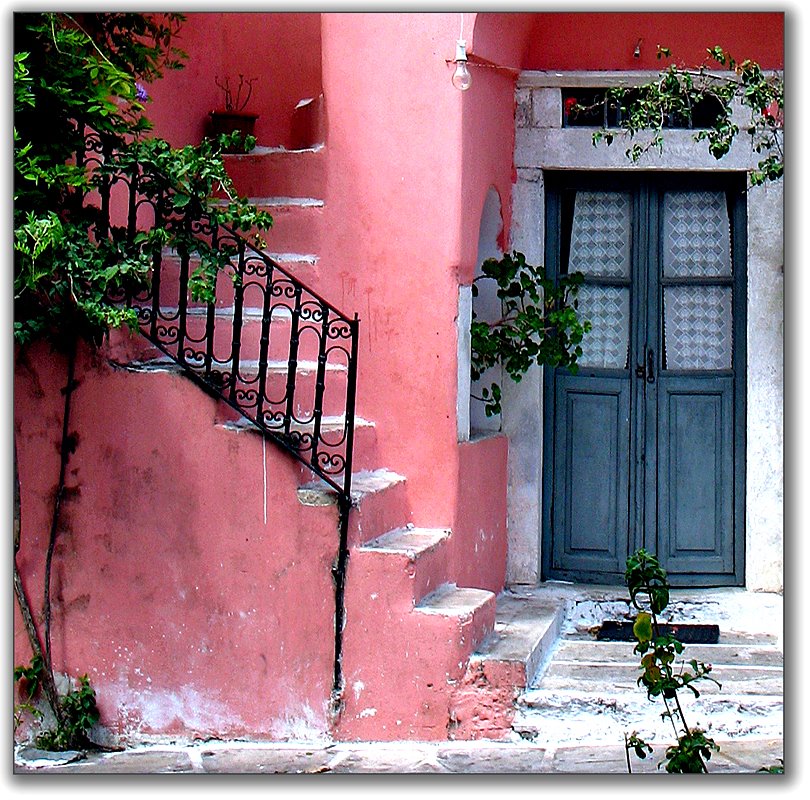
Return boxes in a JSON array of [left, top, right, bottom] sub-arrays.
[[562, 87, 724, 129]]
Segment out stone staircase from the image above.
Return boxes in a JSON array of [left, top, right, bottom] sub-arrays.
[[508, 586, 784, 751], [110, 127, 514, 742], [296, 469, 500, 740]]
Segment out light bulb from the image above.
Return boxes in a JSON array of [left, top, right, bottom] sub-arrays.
[[452, 39, 472, 91], [452, 60, 472, 91]]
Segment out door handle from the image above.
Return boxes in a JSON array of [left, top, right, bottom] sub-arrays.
[[647, 348, 655, 384]]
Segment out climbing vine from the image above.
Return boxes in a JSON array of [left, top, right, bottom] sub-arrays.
[[471, 251, 590, 416], [592, 46, 783, 185]]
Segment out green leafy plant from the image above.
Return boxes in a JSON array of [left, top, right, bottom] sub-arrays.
[[14, 655, 46, 735], [592, 46, 782, 186], [471, 251, 591, 416], [15, 657, 100, 751], [624, 549, 721, 773]]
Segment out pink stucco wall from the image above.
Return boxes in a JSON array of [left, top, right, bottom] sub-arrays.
[[145, 12, 323, 149], [317, 14, 516, 544], [319, 13, 466, 530], [524, 12, 784, 71], [14, 339, 338, 740], [453, 436, 508, 593]]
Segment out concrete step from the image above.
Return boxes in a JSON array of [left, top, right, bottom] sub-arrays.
[[446, 588, 565, 740], [551, 639, 784, 668], [513, 689, 784, 746], [472, 589, 565, 688], [256, 200, 323, 255], [223, 145, 326, 199], [513, 617, 784, 748], [222, 414, 379, 475], [149, 250, 321, 307], [107, 344, 377, 478], [119, 354, 350, 420], [261, 253, 320, 286], [337, 581, 497, 741], [357, 527, 451, 607], [129, 305, 348, 367], [537, 659, 783, 696], [415, 584, 498, 663], [290, 94, 325, 150], [297, 468, 411, 546]]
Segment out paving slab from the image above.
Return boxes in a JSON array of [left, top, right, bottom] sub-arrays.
[[547, 737, 783, 774], [434, 741, 548, 773], [15, 746, 196, 774], [13, 737, 784, 774], [324, 743, 447, 773], [198, 742, 333, 774]]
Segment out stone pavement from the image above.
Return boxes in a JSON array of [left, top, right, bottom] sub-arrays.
[[14, 736, 783, 775], [13, 586, 784, 776]]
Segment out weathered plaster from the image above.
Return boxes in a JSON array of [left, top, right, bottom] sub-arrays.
[[745, 180, 784, 592], [508, 73, 783, 591]]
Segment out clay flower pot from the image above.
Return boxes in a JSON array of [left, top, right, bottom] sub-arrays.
[[208, 110, 259, 152]]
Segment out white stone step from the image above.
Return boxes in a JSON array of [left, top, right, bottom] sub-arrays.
[[297, 468, 405, 507], [360, 527, 450, 558], [416, 584, 494, 617], [471, 588, 565, 687]]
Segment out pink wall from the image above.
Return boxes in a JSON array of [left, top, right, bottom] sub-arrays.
[[319, 13, 466, 528], [524, 12, 784, 71], [14, 339, 337, 739], [146, 12, 323, 149], [453, 436, 508, 593]]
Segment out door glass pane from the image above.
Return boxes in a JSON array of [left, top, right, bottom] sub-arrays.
[[576, 285, 630, 369], [663, 191, 731, 277], [664, 285, 733, 369], [569, 191, 632, 278]]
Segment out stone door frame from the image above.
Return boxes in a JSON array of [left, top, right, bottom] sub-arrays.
[[503, 70, 783, 592]]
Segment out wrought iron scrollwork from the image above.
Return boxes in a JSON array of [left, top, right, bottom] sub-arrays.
[[96, 137, 358, 501]]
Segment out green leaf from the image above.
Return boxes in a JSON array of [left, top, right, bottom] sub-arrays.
[[633, 612, 653, 644]]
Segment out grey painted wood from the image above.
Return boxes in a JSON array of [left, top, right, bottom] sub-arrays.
[[657, 376, 735, 576], [543, 172, 745, 587], [552, 376, 630, 577]]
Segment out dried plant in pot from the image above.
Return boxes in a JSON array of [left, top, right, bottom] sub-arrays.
[[209, 74, 259, 152]]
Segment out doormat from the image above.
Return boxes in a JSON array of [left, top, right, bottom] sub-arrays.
[[596, 621, 720, 643]]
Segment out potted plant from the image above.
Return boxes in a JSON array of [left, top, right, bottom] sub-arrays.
[[209, 74, 258, 152]]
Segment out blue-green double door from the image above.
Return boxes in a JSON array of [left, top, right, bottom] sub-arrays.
[[542, 172, 746, 587]]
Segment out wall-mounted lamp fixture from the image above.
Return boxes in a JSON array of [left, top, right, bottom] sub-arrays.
[[452, 39, 472, 91], [633, 38, 642, 59]]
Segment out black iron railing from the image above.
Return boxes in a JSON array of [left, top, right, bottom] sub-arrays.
[[87, 132, 358, 503], [133, 236, 359, 502], [86, 131, 358, 703]]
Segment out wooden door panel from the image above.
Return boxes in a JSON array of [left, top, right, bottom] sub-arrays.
[[552, 376, 631, 577], [657, 377, 734, 577], [543, 172, 744, 586]]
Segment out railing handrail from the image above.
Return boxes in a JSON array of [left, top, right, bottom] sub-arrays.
[[228, 225, 353, 325], [92, 134, 358, 505]]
